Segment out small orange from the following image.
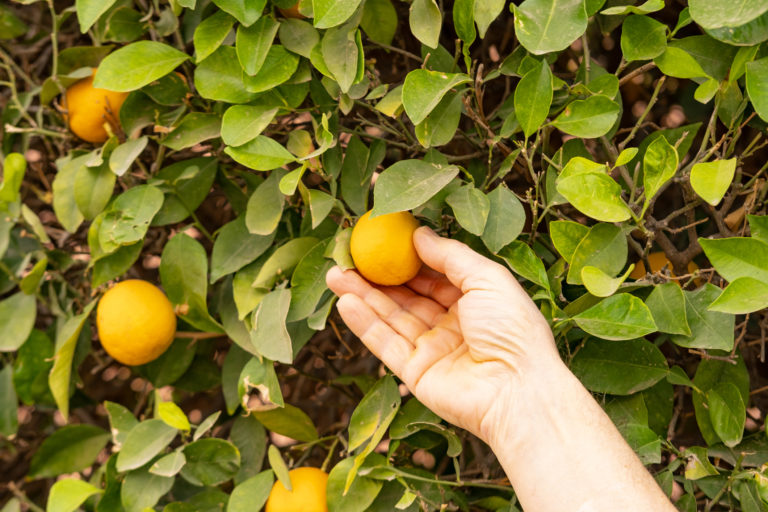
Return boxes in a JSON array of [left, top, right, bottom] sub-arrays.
[[279, 2, 305, 18], [629, 252, 699, 285], [265, 467, 328, 512], [350, 210, 422, 286], [64, 70, 128, 143]]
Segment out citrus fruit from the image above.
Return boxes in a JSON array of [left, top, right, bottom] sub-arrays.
[[350, 210, 422, 286], [96, 280, 177, 366], [278, 2, 304, 18], [265, 467, 329, 512], [629, 252, 699, 284], [64, 71, 128, 143]]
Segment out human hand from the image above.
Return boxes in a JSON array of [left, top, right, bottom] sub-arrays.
[[326, 226, 561, 441]]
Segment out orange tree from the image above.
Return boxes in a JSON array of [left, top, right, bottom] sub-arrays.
[[2, 0, 768, 510]]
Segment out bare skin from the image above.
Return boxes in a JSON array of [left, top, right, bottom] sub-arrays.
[[326, 226, 676, 512]]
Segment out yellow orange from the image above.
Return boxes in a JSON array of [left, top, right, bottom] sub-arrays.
[[265, 467, 328, 512], [629, 252, 699, 284], [96, 280, 177, 366], [64, 71, 128, 143], [350, 210, 422, 286]]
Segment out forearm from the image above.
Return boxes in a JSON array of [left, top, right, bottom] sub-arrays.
[[481, 358, 675, 512]]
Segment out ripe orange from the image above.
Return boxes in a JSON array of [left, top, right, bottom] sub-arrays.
[[629, 252, 699, 284], [265, 467, 328, 512], [350, 210, 422, 286], [64, 71, 128, 143], [96, 280, 177, 366]]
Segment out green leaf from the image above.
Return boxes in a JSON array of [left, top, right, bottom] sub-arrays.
[[46, 479, 103, 512], [707, 382, 746, 447], [642, 136, 678, 212], [513, 0, 588, 55], [621, 15, 667, 62], [243, 45, 299, 93], [151, 157, 218, 226], [194, 46, 256, 103], [181, 438, 241, 486], [694, 78, 719, 104], [482, 186, 526, 253], [0, 366, 17, 438], [0, 153, 26, 202], [252, 237, 319, 290], [53, 154, 87, 233], [514, 59, 553, 138], [236, 17, 279, 75], [573, 293, 657, 340], [401, 69, 471, 125], [267, 445, 291, 491], [225, 136, 296, 171], [551, 95, 621, 138], [49, 302, 96, 422], [288, 239, 334, 321], [228, 471, 274, 512], [279, 20, 319, 60], [313, 0, 364, 29], [601, 0, 664, 15], [371, 160, 459, 216], [28, 425, 109, 479], [194, 10, 234, 63], [76, 0, 118, 32], [670, 284, 735, 351], [550, 219, 589, 263], [327, 456, 384, 512], [158, 401, 191, 431], [211, 215, 275, 282], [556, 171, 631, 222], [109, 137, 148, 177], [581, 265, 632, 298], [571, 338, 669, 395], [699, 237, 768, 283], [414, 91, 463, 147], [688, 0, 768, 29], [615, 147, 638, 167], [445, 185, 490, 236], [161, 112, 221, 151], [105, 401, 138, 449], [230, 414, 267, 483], [748, 214, 768, 244], [213, 0, 266, 26], [690, 159, 736, 206], [98, 185, 164, 253], [0, 291, 36, 352], [160, 233, 223, 333], [708, 277, 768, 314], [250, 288, 292, 363], [94, 41, 190, 92], [245, 170, 285, 235], [116, 419, 178, 472], [409, 0, 441, 49], [693, 355, 750, 446], [252, 403, 318, 441], [645, 283, 691, 336], [322, 26, 361, 93], [654, 47, 709, 79], [567, 222, 627, 285], [474, 0, 505, 38], [360, 0, 397, 45], [221, 105, 278, 147], [74, 161, 115, 220], [498, 241, 550, 290], [121, 466, 174, 511]]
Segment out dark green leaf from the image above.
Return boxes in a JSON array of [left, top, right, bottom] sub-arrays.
[[371, 160, 459, 216], [94, 41, 189, 92], [117, 419, 178, 472], [181, 438, 241, 486], [573, 293, 657, 340], [29, 425, 109, 478], [252, 404, 318, 442], [514, 59, 553, 138]]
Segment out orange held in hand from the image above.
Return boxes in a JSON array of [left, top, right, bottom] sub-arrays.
[[64, 71, 128, 143], [96, 280, 177, 366], [265, 467, 329, 512], [350, 210, 422, 286]]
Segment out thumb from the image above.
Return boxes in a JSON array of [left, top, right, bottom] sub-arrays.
[[412, 226, 518, 293]]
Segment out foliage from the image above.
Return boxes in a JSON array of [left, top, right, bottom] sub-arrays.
[[1, 0, 768, 510]]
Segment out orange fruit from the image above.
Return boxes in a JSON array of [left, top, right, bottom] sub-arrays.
[[64, 70, 128, 143], [350, 210, 422, 286], [265, 467, 328, 512], [629, 252, 699, 285], [96, 280, 177, 366]]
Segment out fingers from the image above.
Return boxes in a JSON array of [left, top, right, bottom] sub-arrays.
[[326, 266, 430, 342], [335, 294, 411, 374], [406, 267, 462, 308], [378, 285, 447, 327], [413, 227, 518, 293]]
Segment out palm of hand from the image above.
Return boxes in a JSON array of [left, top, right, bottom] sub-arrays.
[[327, 264, 554, 438]]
